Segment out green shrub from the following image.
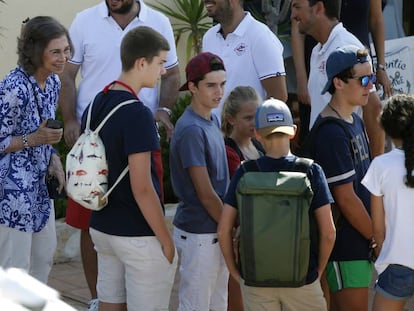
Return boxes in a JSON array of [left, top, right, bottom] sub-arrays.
[[160, 93, 191, 203]]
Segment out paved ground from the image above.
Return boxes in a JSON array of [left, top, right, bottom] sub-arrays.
[[48, 258, 414, 311], [48, 260, 89, 311], [47, 258, 180, 311]]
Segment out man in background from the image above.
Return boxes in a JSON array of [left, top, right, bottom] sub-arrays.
[[202, 0, 288, 120], [291, 0, 384, 156]]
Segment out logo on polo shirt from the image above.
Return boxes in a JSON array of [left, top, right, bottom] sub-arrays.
[[234, 43, 247, 56], [318, 60, 326, 73]]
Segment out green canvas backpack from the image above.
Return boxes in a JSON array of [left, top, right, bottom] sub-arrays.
[[236, 157, 314, 287]]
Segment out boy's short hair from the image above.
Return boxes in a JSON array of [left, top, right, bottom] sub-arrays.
[[179, 52, 225, 91], [120, 26, 170, 71], [322, 45, 370, 95], [255, 98, 295, 137]]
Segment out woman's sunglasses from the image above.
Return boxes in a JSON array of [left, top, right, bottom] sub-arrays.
[[350, 74, 376, 87]]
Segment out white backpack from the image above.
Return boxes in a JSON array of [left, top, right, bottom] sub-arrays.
[[66, 99, 136, 211]]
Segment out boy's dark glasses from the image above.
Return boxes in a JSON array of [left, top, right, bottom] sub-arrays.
[[350, 74, 376, 87]]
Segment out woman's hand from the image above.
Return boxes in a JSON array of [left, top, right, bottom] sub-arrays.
[[63, 119, 81, 147], [48, 153, 65, 194], [30, 120, 63, 146]]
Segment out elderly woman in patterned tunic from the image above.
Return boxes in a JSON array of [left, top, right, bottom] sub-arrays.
[[0, 16, 72, 283]]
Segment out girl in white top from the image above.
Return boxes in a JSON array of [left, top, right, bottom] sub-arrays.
[[362, 93, 414, 311]]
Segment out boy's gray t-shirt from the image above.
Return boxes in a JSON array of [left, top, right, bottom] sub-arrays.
[[170, 106, 229, 234]]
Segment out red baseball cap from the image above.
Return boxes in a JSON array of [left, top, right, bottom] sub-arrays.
[[179, 52, 226, 91]]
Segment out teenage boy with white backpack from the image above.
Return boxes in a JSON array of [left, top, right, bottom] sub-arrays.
[[218, 98, 336, 311], [78, 26, 176, 310]]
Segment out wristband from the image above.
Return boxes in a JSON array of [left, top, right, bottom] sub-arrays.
[[156, 107, 172, 118], [376, 63, 386, 71], [22, 134, 29, 149]]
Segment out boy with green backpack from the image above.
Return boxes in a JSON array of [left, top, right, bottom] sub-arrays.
[[218, 98, 336, 311]]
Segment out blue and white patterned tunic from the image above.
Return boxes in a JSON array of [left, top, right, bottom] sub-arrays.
[[0, 67, 60, 232]]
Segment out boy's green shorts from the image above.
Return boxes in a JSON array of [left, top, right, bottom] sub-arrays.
[[326, 260, 373, 292]]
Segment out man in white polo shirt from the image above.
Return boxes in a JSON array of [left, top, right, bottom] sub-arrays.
[[291, 0, 384, 156], [202, 0, 288, 119], [59, 1, 179, 310], [61, 0, 179, 142]]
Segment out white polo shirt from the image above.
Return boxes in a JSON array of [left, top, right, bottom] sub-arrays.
[[202, 12, 285, 119], [69, 0, 178, 120], [308, 23, 366, 128]]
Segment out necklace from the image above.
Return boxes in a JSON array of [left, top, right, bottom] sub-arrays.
[[328, 103, 344, 120]]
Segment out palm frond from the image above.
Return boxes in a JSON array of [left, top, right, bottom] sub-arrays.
[[148, 0, 212, 61]]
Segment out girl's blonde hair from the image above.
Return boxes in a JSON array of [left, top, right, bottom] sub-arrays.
[[221, 86, 260, 137]]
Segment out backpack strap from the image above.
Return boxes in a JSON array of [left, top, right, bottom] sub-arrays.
[[94, 99, 138, 133], [85, 98, 137, 133], [292, 157, 314, 175], [101, 166, 129, 200], [87, 98, 137, 199], [85, 98, 94, 132], [242, 158, 313, 175], [241, 159, 260, 173]]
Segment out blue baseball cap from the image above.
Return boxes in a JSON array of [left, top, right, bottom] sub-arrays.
[[321, 45, 369, 95], [255, 98, 295, 137]]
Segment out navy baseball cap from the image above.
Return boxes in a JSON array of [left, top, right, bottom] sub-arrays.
[[255, 98, 295, 137], [321, 45, 369, 95]]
